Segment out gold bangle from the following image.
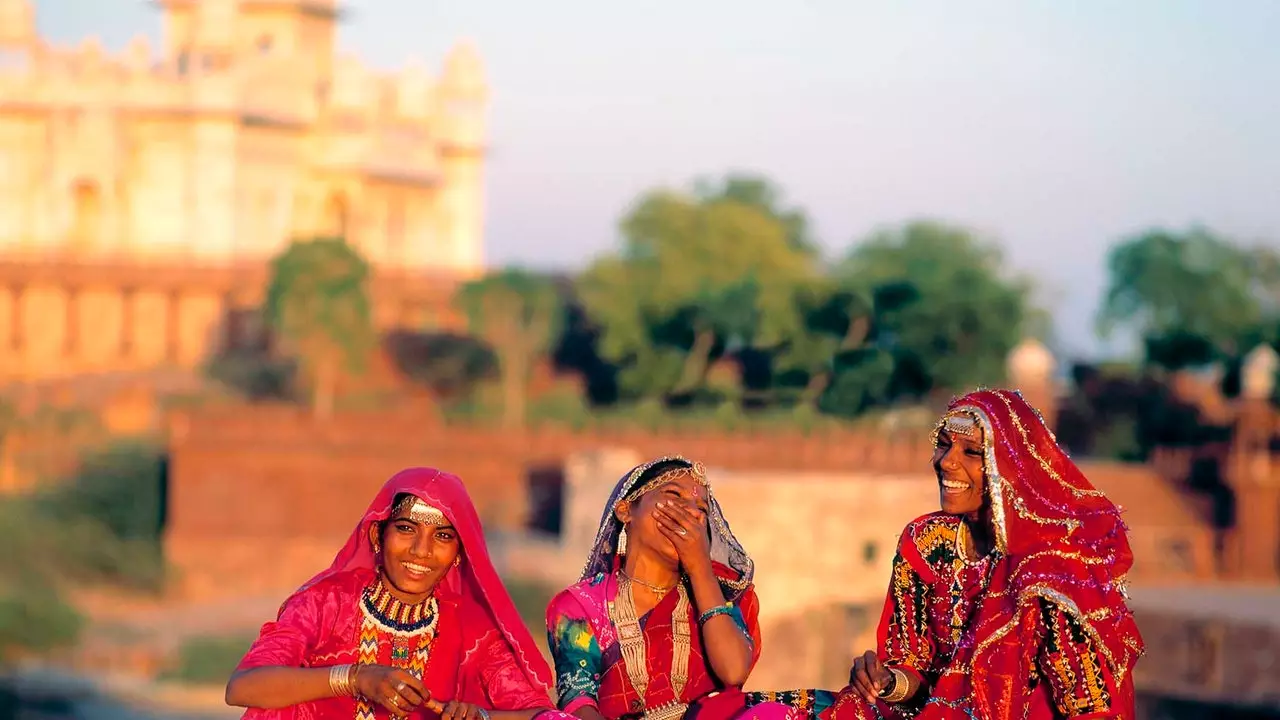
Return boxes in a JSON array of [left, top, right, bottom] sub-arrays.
[[329, 664, 358, 697], [348, 663, 362, 697], [328, 664, 347, 697], [881, 667, 912, 704]]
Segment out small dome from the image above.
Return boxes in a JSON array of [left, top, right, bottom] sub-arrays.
[[1007, 338, 1055, 383], [442, 39, 485, 89], [1241, 344, 1278, 400]]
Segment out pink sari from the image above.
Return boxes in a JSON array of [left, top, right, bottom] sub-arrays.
[[235, 467, 570, 720]]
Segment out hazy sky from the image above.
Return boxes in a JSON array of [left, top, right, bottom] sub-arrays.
[[37, 1, 1280, 360]]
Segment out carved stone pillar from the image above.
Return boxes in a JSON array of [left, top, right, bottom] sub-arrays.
[[63, 286, 79, 358], [1231, 480, 1280, 581], [166, 290, 181, 363], [9, 284, 23, 352], [119, 287, 135, 358], [1224, 411, 1280, 581]]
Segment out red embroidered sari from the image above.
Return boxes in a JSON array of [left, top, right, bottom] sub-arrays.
[[830, 389, 1145, 720], [236, 468, 565, 720]]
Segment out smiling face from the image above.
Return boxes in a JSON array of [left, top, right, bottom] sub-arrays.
[[932, 412, 988, 518], [615, 463, 711, 566], [368, 493, 460, 603]]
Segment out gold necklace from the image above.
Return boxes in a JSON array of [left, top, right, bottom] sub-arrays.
[[955, 521, 980, 564], [608, 575, 691, 720], [620, 568, 678, 594]]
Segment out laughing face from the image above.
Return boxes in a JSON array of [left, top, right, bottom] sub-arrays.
[[615, 469, 711, 566], [932, 413, 988, 518], [368, 493, 460, 603]]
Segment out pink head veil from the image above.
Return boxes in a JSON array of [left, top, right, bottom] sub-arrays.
[[295, 467, 554, 693]]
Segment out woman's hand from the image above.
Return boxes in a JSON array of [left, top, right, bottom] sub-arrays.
[[652, 500, 712, 574], [440, 700, 488, 720], [849, 650, 893, 703], [353, 665, 428, 718]]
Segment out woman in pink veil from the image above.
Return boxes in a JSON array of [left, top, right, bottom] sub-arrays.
[[226, 467, 574, 720]]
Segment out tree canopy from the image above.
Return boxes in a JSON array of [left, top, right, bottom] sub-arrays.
[[1098, 227, 1280, 369], [455, 269, 563, 428], [238, 174, 1280, 432], [264, 237, 376, 418], [577, 183, 819, 404], [569, 178, 1038, 416], [838, 221, 1034, 397]]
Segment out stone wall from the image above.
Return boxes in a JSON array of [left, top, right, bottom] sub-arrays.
[[164, 409, 938, 599], [165, 408, 1217, 600], [1129, 589, 1280, 711]]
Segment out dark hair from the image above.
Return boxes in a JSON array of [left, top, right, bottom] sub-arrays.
[[377, 493, 416, 542], [634, 458, 694, 487]]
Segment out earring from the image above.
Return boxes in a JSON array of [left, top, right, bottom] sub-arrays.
[[452, 556, 461, 568], [617, 527, 628, 555]]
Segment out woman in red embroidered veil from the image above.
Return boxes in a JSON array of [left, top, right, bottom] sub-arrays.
[[832, 389, 1145, 720], [225, 467, 574, 720]]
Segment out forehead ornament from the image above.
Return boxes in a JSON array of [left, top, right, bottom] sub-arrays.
[[392, 495, 448, 526], [944, 413, 978, 438]]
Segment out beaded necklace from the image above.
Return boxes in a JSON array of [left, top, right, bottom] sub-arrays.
[[355, 575, 440, 720]]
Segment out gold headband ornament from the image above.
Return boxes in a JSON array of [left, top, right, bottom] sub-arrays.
[[621, 460, 710, 505], [391, 495, 449, 527], [943, 413, 978, 438]]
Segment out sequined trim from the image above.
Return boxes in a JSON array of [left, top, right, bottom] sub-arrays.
[[1038, 597, 1113, 717]]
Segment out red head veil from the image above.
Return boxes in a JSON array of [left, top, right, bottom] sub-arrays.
[[929, 390, 1144, 718], [249, 468, 554, 707]]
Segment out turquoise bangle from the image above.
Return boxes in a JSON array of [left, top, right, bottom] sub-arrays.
[[698, 603, 735, 625]]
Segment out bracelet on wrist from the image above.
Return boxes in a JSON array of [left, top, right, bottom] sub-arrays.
[[878, 667, 911, 704], [697, 602, 735, 625], [328, 663, 358, 697]]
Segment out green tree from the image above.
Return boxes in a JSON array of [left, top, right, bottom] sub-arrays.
[[264, 238, 376, 418], [454, 269, 563, 429], [0, 501, 82, 664], [694, 174, 816, 254], [1097, 227, 1276, 368], [839, 221, 1035, 396], [771, 280, 917, 410], [382, 331, 498, 405], [578, 185, 817, 404]]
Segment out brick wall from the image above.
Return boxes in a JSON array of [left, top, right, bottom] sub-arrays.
[[165, 406, 937, 598]]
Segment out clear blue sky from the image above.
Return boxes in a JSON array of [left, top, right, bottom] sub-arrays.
[[38, 0, 1280, 360]]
